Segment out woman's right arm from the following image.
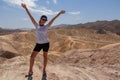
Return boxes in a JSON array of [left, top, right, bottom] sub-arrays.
[[21, 3, 38, 27]]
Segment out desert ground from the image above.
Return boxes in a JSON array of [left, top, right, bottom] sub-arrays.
[[0, 26, 120, 80]]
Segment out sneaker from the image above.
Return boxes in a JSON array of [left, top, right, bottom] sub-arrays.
[[42, 72, 47, 80], [25, 73, 33, 80]]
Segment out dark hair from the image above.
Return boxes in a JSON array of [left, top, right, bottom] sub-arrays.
[[40, 15, 47, 21]]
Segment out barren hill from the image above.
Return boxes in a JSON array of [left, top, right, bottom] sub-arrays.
[[0, 27, 23, 35], [77, 20, 120, 35], [0, 25, 120, 80], [0, 27, 120, 56], [0, 43, 120, 80]]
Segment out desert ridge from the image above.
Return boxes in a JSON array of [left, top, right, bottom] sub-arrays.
[[0, 21, 120, 80]]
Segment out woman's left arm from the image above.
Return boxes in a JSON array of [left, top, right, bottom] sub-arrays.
[[47, 10, 65, 27]]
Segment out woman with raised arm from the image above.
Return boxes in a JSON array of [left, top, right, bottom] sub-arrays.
[[21, 3, 65, 80]]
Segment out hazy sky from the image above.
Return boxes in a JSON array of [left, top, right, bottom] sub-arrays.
[[0, 0, 120, 29]]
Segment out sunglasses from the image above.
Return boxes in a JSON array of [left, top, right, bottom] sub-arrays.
[[41, 18, 47, 21]]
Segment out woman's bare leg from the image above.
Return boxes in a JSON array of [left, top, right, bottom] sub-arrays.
[[43, 52, 48, 73], [29, 51, 39, 74]]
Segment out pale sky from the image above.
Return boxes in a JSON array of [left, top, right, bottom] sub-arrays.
[[0, 0, 120, 29]]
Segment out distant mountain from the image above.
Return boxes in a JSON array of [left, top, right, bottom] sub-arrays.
[[51, 24, 70, 29], [77, 20, 120, 35], [0, 27, 24, 35], [1, 20, 120, 35], [51, 20, 120, 35]]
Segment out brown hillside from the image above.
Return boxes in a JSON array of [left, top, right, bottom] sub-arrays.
[[0, 43, 120, 80], [77, 20, 120, 35], [0, 27, 120, 56], [0, 26, 120, 80]]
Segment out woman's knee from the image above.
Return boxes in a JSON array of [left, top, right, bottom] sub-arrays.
[[30, 51, 38, 59], [43, 52, 48, 58]]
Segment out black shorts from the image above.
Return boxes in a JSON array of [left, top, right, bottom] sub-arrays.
[[33, 43, 49, 52]]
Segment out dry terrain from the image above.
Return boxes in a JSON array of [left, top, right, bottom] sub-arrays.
[[0, 26, 120, 80]]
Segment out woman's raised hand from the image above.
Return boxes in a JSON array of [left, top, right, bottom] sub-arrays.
[[21, 3, 27, 9]]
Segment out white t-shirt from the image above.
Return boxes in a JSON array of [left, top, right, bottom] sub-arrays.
[[35, 25, 49, 44]]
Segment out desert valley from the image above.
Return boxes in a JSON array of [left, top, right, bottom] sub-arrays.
[[0, 20, 120, 80]]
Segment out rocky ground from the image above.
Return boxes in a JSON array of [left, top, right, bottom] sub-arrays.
[[0, 27, 120, 80]]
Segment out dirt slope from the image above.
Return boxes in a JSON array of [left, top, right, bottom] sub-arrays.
[[0, 27, 120, 80], [0, 43, 120, 80], [1, 27, 120, 56]]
